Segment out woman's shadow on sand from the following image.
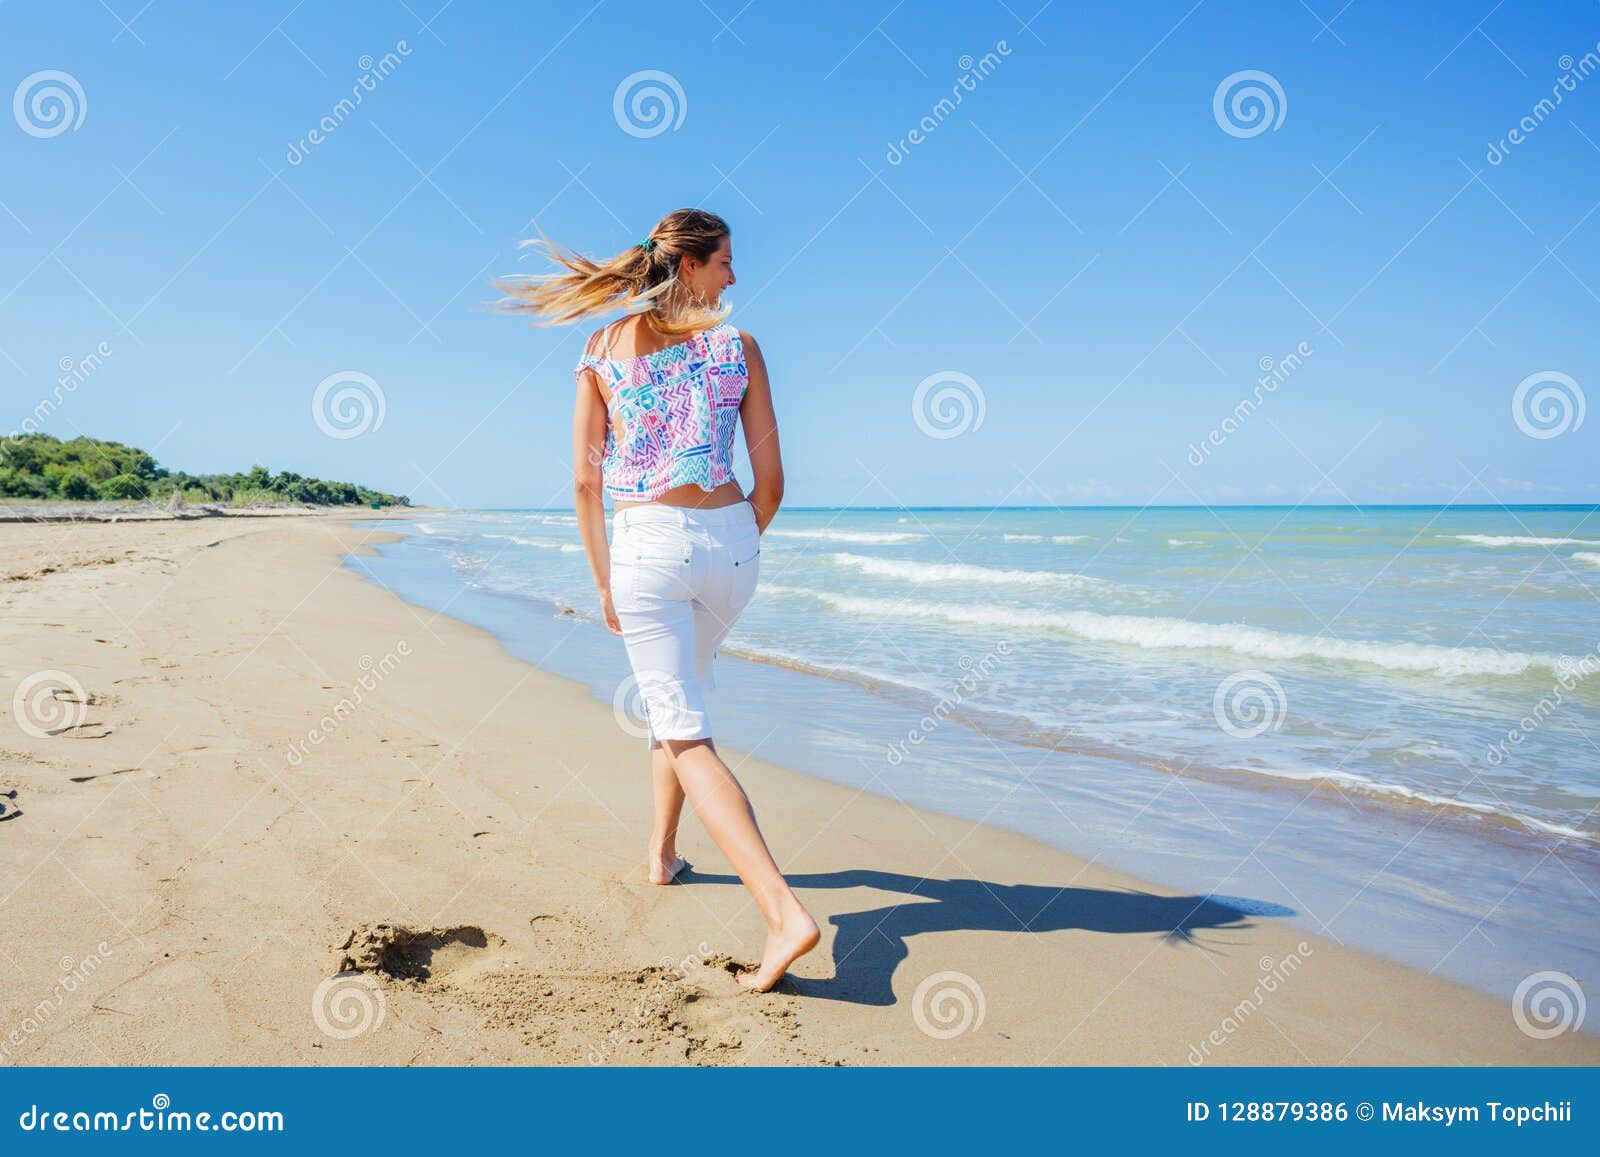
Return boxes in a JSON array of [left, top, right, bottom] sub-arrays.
[[687, 867, 1292, 1006]]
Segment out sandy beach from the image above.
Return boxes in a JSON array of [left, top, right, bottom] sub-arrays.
[[2, 509, 1595, 1066]]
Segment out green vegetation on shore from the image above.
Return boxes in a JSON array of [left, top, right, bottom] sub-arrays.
[[0, 433, 409, 507]]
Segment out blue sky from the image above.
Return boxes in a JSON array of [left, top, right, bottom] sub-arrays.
[[2, 0, 1596, 508]]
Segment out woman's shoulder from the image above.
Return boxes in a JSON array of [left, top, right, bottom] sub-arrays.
[[582, 317, 624, 358], [729, 327, 762, 366]]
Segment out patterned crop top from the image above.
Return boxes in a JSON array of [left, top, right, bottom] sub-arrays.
[[573, 321, 749, 502]]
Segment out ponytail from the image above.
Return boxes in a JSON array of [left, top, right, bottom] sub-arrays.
[[488, 208, 731, 337]]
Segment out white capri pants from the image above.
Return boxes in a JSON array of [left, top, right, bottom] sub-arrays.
[[609, 499, 762, 743]]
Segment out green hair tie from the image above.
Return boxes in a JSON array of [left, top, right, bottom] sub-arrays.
[[638, 237, 654, 253]]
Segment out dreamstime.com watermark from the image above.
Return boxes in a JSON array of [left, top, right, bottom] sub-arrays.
[[613, 69, 687, 138], [12, 69, 86, 138], [1486, 43, 1600, 165], [1, 943, 114, 1062], [2, 342, 113, 462], [611, 668, 692, 741], [886, 642, 1012, 765], [16, 1094, 283, 1133], [912, 370, 987, 439], [1212, 670, 1288, 739], [1187, 342, 1313, 466], [285, 642, 411, 767], [1213, 69, 1287, 138], [312, 370, 387, 439], [912, 970, 986, 1039], [1511, 370, 1585, 439], [885, 41, 1013, 165], [1512, 969, 1587, 1038], [1484, 642, 1599, 767], [311, 972, 387, 1039], [285, 41, 413, 165], [10, 669, 91, 738], [587, 941, 713, 1064], [1187, 942, 1314, 1064]]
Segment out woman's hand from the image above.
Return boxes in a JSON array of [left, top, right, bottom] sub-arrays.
[[600, 584, 621, 635]]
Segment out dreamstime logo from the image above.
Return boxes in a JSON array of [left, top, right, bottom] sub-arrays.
[[12, 670, 88, 738], [312, 371, 386, 439], [1187, 341, 1313, 466], [1485, 642, 1599, 767], [1511, 970, 1586, 1039], [613, 70, 687, 138], [1187, 943, 1314, 1064], [587, 942, 712, 1065], [887, 642, 1011, 765], [1212, 670, 1287, 739], [3, 340, 112, 461], [1511, 371, 1585, 439], [885, 40, 1013, 164], [0, 942, 114, 1062], [612, 669, 690, 740], [286, 41, 414, 165], [13, 69, 87, 138], [311, 972, 387, 1039], [912, 371, 986, 439], [1487, 42, 1600, 164], [16, 1094, 282, 1133], [285, 642, 411, 767], [1212, 70, 1286, 139], [912, 971, 986, 1039]]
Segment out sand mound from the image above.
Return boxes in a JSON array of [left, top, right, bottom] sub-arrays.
[[332, 922, 511, 981]]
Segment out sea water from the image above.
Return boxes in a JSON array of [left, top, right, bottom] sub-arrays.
[[350, 505, 1600, 1020]]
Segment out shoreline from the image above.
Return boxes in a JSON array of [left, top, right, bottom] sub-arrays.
[[681, 640, 1600, 849], [2, 510, 1596, 1065], [356, 513, 1600, 1012]]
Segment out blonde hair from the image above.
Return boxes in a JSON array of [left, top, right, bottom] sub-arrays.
[[488, 208, 732, 338]]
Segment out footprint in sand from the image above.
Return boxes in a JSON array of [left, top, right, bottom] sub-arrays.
[[331, 923, 517, 983], [69, 767, 146, 784], [327, 921, 821, 1064]]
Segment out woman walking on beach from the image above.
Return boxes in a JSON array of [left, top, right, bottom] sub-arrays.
[[491, 208, 819, 992]]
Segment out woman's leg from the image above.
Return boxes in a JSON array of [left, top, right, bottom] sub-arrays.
[[647, 741, 688, 884], [663, 737, 819, 991]]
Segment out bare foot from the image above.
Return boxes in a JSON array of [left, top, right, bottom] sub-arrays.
[[737, 909, 820, 992], [647, 851, 689, 885]]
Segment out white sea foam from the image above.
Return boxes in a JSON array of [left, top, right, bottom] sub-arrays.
[[1167, 538, 1202, 546], [765, 528, 926, 544], [1448, 534, 1600, 547], [482, 532, 582, 553], [763, 586, 1567, 678], [1002, 533, 1043, 541], [1235, 764, 1597, 841], [1574, 552, 1600, 569], [1051, 534, 1088, 543], [828, 553, 1114, 589]]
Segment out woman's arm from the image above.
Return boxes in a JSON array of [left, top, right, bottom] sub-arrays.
[[573, 368, 621, 634], [738, 332, 784, 534]]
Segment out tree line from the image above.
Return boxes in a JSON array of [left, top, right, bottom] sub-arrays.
[[0, 433, 409, 507]]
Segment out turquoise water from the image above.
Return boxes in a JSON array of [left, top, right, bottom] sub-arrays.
[[352, 505, 1600, 1013]]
